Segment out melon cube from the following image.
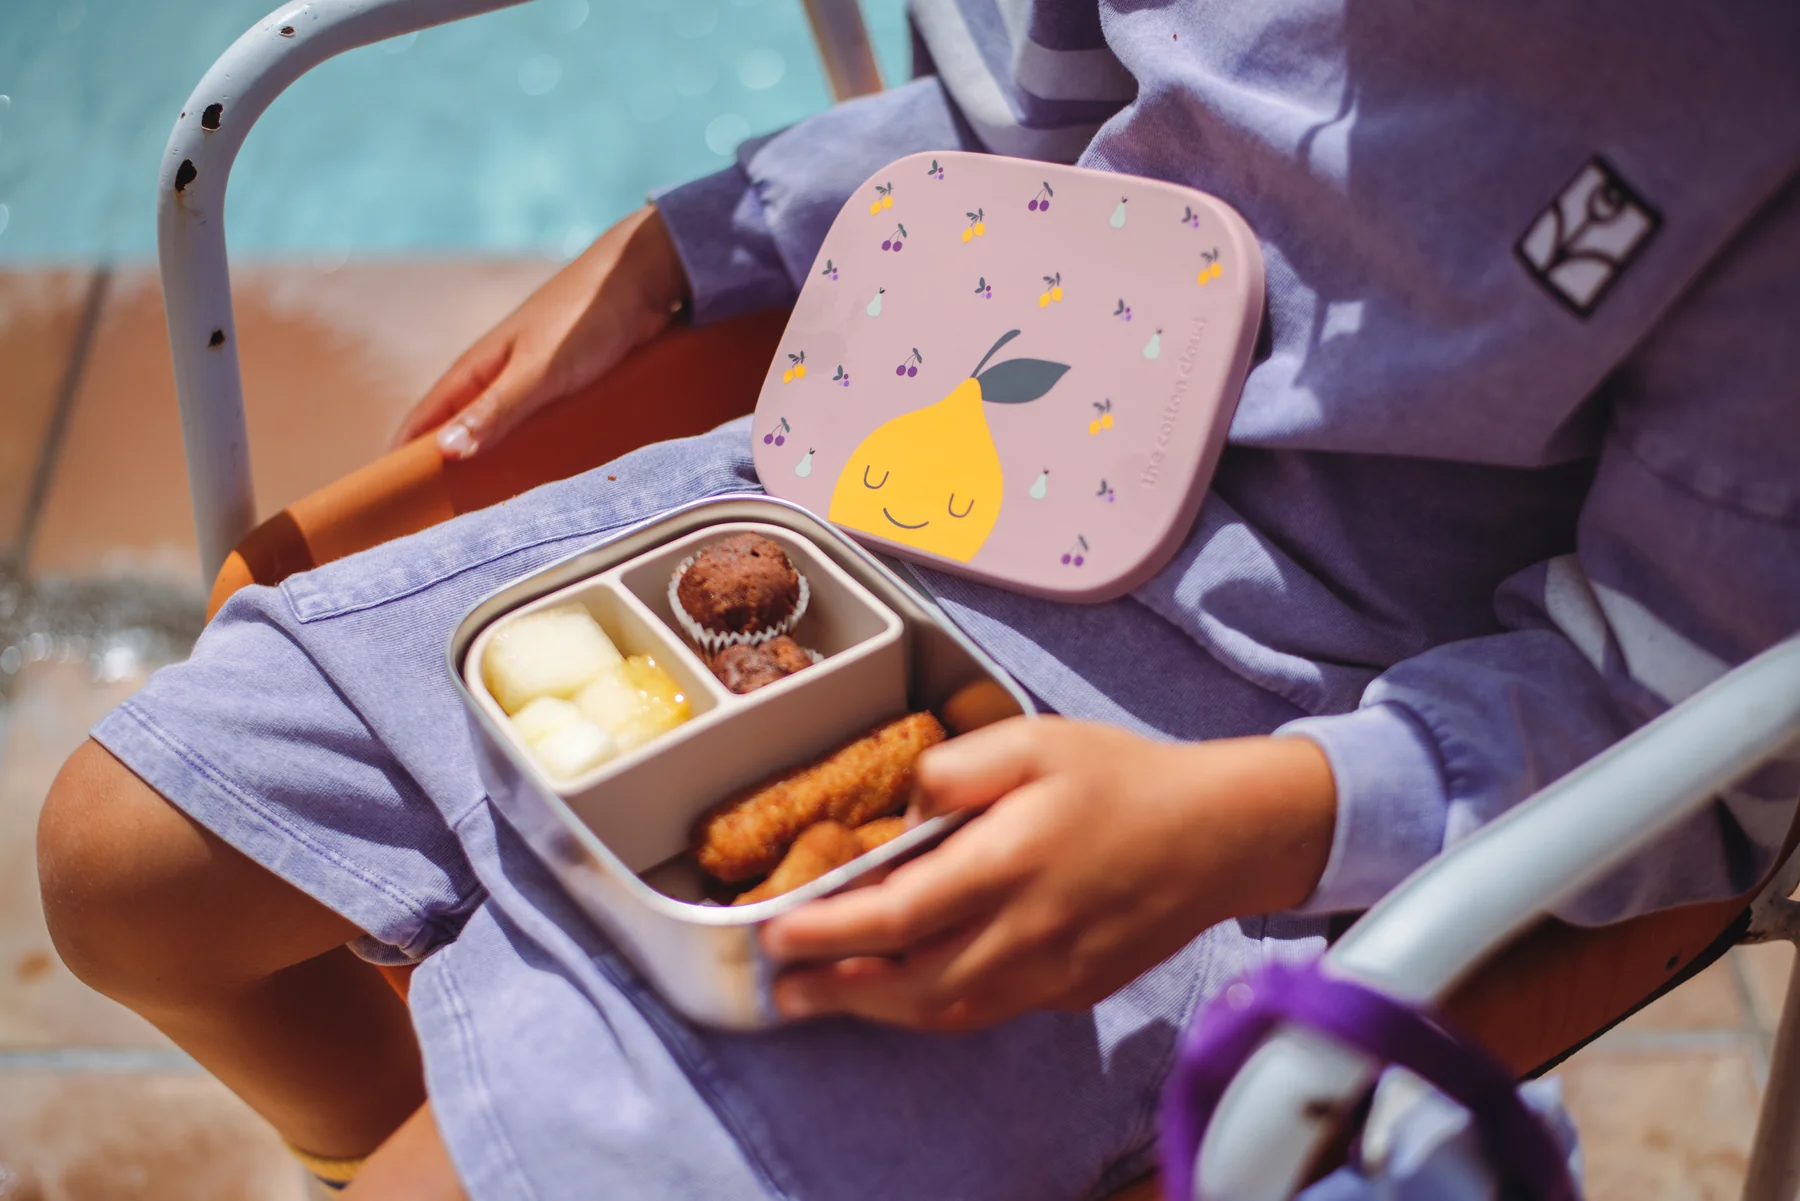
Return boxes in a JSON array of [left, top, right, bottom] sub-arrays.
[[510, 696, 584, 746], [482, 604, 622, 714], [575, 655, 692, 752], [530, 718, 617, 779]]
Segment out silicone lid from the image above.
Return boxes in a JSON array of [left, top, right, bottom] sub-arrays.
[[752, 152, 1264, 603]]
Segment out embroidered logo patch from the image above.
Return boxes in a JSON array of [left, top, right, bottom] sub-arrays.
[[1517, 157, 1660, 316]]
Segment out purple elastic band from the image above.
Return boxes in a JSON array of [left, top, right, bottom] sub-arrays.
[[1158, 959, 1576, 1201]]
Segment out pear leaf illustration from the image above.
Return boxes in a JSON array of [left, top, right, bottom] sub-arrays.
[[977, 357, 1070, 404]]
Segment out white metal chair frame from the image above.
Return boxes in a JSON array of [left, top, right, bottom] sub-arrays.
[[158, 0, 880, 586], [157, 6, 1800, 1199], [1198, 637, 1800, 1201]]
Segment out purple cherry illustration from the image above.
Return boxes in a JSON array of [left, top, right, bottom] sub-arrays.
[[763, 417, 791, 446], [1029, 182, 1054, 212], [897, 347, 924, 377], [894, 364, 906, 376], [1062, 535, 1089, 567], [906, 365, 917, 377], [1028, 198, 1039, 212], [881, 239, 892, 251]]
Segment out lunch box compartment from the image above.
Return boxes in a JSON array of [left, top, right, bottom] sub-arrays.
[[451, 496, 1033, 1028]]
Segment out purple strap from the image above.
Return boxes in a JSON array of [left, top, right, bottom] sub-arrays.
[[1158, 959, 1576, 1201]]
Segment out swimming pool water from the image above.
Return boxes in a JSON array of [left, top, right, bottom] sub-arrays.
[[0, 0, 910, 263]]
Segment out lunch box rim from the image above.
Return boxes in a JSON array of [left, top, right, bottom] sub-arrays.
[[445, 492, 1037, 928]]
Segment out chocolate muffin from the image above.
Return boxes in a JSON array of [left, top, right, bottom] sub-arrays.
[[763, 635, 814, 675], [709, 636, 815, 695], [710, 644, 789, 695], [676, 533, 802, 636]]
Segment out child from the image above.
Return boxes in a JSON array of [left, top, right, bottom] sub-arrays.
[[39, 2, 1800, 1197]]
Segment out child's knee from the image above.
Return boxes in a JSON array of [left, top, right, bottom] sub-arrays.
[[38, 740, 361, 1004], [38, 740, 207, 1000]]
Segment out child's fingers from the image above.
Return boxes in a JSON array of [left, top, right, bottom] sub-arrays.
[[437, 366, 544, 460], [761, 818, 1014, 962], [911, 715, 1054, 819], [393, 335, 513, 449], [773, 930, 979, 1027]]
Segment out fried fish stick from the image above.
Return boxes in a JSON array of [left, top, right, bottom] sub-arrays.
[[855, 815, 908, 852], [731, 821, 863, 905], [694, 712, 947, 881]]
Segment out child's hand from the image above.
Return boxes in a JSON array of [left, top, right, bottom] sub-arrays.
[[761, 718, 1337, 1030], [391, 206, 689, 459]]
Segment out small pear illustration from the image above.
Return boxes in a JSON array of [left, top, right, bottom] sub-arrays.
[[1144, 329, 1163, 360], [866, 288, 884, 317], [1029, 469, 1049, 500], [1110, 199, 1128, 229], [795, 448, 814, 478]]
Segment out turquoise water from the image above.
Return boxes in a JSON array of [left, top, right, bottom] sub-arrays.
[[0, 0, 909, 263]]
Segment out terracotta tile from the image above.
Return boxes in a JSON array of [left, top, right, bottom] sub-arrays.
[[0, 270, 96, 551], [1618, 956, 1747, 1032], [1733, 942, 1796, 1037], [1557, 1046, 1761, 1201], [0, 1070, 308, 1200], [29, 259, 556, 583], [0, 661, 169, 1048]]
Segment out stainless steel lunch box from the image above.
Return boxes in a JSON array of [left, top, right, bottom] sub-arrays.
[[448, 495, 1035, 1029]]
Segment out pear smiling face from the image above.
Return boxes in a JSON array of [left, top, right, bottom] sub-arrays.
[[828, 331, 1070, 563]]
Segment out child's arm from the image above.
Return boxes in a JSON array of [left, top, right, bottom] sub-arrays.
[[763, 719, 1336, 1029], [396, 78, 988, 458]]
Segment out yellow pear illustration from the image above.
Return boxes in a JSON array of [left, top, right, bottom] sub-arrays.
[[830, 330, 1070, 563]]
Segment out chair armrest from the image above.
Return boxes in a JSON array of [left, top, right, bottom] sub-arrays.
[[1194, 634, 1800, 1201]]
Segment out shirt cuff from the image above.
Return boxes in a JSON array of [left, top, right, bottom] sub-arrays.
[[652, 164, 799, 326], [1277, 703, 1449, 914]]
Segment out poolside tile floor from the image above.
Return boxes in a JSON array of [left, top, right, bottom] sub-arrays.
[[0, 261, 1792, 1197]]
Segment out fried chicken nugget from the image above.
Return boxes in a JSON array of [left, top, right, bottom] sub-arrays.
[[731, 821, 863, 905], [694, 712, 946, 881], [855, 815, 908, 852]]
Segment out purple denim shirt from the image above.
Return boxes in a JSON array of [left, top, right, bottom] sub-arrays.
[[654, 0, 1800, 924]]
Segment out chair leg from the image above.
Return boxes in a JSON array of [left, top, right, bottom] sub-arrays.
[[1744, 937, 1800, 1201]]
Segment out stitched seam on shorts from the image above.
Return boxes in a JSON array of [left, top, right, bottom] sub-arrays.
[[283, 475, 754, 623], [116, 700, 448, 939], [437, 957, 541, 1201]]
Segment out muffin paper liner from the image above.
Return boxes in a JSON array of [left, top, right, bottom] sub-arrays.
[[668, 554, 810, 656]]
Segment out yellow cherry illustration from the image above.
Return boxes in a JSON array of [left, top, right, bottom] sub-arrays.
[[1038, 292, 1051, 308], [1087, 419, 1101, 436], [1101, 412, 1113, 429], [782, 369, 794, 383], [1051, 285, 1063, 302], [830, 330, 1068, 563], [869, 201, 881, 216], [974, 222, 986, 237], [962, 228, 974, 244], [793, 363, 806, 379], [881, 194, 893, 210]]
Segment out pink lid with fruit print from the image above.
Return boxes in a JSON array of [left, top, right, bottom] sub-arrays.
[[751, 151, 1264, 603]]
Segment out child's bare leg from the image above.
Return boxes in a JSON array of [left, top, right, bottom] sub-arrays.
[[38, 740, 426, 1158], [344, 1103, 468, 1201]]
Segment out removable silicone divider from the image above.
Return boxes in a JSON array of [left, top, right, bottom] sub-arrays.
[[565, 522, 910, 875], [462, 575, 723, 798], [615, 520, 900, 679], [451, 496, 1039, 1026]]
